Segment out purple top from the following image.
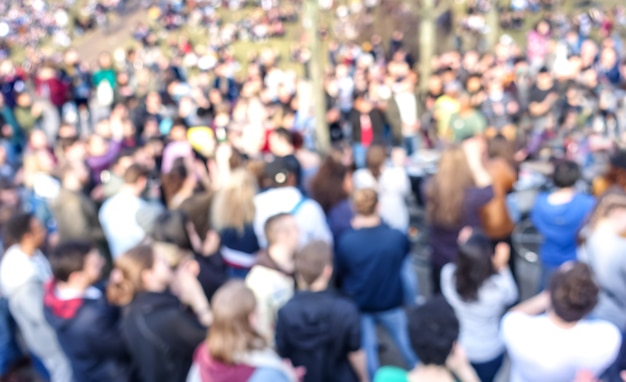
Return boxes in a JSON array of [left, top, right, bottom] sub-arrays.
[[429, 186, 494, 267], [86, 139, 123, 184]]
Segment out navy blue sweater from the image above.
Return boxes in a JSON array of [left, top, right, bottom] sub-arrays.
[[335, 224, 408, 312]]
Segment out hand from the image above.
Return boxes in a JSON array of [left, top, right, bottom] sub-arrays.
[[282, 359, 306, 382], [492, 242, 511, 271]]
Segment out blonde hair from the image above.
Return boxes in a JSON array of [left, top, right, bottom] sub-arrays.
[[211, 169, 258, 232], [426, 146, 475, 227], [207, 280, 266, 363], [107, 245, 154, 306], [353, 188, 378, 216]]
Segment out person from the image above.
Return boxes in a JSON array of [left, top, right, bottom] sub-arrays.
[[99, 164, 151, 258], [211, 168, 260, 278], [269, 127, 303, 189], [253, 156, 331, 248], [107, 245, 210, 382], [502, 262, 621, 382], [426, 140, 493, 294], [374, 297, 480, 382], [245, 213, 299, 343], [592, 149, 626, 196], [186, 280, 299, 382], [308, 152, 354, 240], [531, 160, 595, 289], [385, 77, 420, 155], [527, 66, 558, 147], [349, 92, 387, 168], [335, 188, 417, 378], [43, 241, 132, 382], [353, 144, 410, 233], [440, 229, 518, 382], [0, 213, 73, 382], [449, 92, 487, 143], [276, 241, 368, 382]]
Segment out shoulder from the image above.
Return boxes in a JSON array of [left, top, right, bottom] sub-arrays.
[[1, 248, 37, 288], [373, 366, 408, 382]]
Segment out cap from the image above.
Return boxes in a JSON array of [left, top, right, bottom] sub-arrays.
[[264, 157, 295, 186]]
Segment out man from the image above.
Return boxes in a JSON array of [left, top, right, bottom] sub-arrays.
[[349, 92, 386, 168], [385, 78, 420, 155], [99, 164, 150, 258], [449, 92, 487, 143], [0, 213, 72, 382], [528, 66, 559, 137], [276, 241, 368, 382], [44, 241, 132, 382], [335, 189, 417, 378], [253, 157, 331, 248], [502, 262, 621, 382], [269, 127, 302, 188], [246, 213, 299, 342]]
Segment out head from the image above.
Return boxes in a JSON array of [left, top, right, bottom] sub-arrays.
[[365, 144, 387, 180], [549, 262, 599, 323], [60, 162, 89, 191], [263, 157, 297, 188], [151, 210, 194, 251], [98, 52, 113, 69], [269, 127, 294, 157], [264, 213, 300, 253], [294, 241, 333, 290], [352, 188, 378, 218], [552, 160, 581, 189], [426, 146, 474, 227], [211, 168, 257, 232], [107, 245, 173, 306], [207, 280, 266, 364], [49, 241, 104, 289], [487, 134, 515, 164], [309, 155, 352, 213], [408, 297, 459, 366], [536, 67, 553, 89], [455, 231, 496, 302], [123, 164, 149, 194], [3, 213, 46, 251]]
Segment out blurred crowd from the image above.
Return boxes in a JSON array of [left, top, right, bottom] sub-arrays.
[[0, 0, 626, 382]]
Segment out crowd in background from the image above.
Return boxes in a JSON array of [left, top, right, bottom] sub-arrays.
[[1, 0, 626, 382]]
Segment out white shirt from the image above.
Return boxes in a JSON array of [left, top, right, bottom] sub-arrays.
[[394, 92, 418, 133], [99, 191, 147, 258], [441, 264, 518, 362], [253, 187, 332, 248], [502, 312, 621, 382], [0, 245, 51, 296]]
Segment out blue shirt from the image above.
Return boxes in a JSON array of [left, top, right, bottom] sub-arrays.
[[531, 192, 595, 267]]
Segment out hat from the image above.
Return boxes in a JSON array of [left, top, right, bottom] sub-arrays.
[[264, 157, 294, 186]]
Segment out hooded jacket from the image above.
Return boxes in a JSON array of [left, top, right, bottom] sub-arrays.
[[43, 281, 134, 382]]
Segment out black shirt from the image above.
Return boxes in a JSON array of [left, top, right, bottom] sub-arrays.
[[275, 289, 361, 382]]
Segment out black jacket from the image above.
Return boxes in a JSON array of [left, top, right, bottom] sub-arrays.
[[121, 291, 207, 382], [349, 108, 387, 145], [43, 282, 134, 382]]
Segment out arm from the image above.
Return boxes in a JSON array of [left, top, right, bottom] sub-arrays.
[[87, 139, 123, 170], [348, 350, 369, 382], [509, 291, 550, 315]]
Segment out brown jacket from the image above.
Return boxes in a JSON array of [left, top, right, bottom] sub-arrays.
[[481, 158, 517, 239]]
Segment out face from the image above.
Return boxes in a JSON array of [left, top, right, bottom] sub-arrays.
[[282, 215, 300, 250], [27, 218, 46, 248], [143, 255, 173, 292], [82, 250, 105, 284]]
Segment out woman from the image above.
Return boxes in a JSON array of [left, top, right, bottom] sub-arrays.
[[426, 140, 493, 294], [161, 157, 195, 209], [309, 151, 354, 240], [441, 230, 518, 382], [353, 144, 410, 233], [107, 245, 211, 382], [187, 280, 298, 382], [211, 169, 260, 279]]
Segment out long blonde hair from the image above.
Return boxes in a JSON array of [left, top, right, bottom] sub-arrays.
[[207, 280, 266, 363], [211, 169, 257, 232], [107, 245, 154, 306], [426, 146, 475, 227]]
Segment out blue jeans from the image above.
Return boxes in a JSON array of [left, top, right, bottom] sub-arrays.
[[353, 143, 367, 169], [361, 308, 418, 378], [227, 266, 250, 279], [402, 135, 421, 157], [471, 353, 504, 382], [0, 297, 22, 376], [402, 256, 419, 307]]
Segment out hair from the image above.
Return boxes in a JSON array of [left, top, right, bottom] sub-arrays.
[[3, 213, 34, 249], [365, 144, 387, 180], [605, 166, 626, 192], [294, 241, 332, 287], [123, 164, 150, 185], [408, 297, 459, 366], [426, 146, 475, 227], [271, 127, 293, 146], [455, 231, 496, 302], [553, 160, 581, 189], [264, 213, 294, 245], [352, 188, 378, 216], [211, 168, 257, 232], [487, 134, 516, 167], [309, 155, 350, 213], [49, 241, 93, 282], [107, 245, 155, 306], [152, 241, 190, 268], [151, 210, 193, 251], [207, 280, 266, 363], [161, 158, 188, 207], [549, 262, 599, 323]]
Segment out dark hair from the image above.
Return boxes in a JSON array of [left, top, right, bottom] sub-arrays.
[[271, 127, 293, 146], [553, 160, 581, 188], [151, 210, 193, 251], [309, 155, 350, 213], [294, 241, 332, 287], [366, 145, 387, 180], [123, 164, 150, 184], [49, 241, 93, 282], [408, 297, 459, 366], [162, 158, 188, 206], [455, 231, 496, 302], [549, 262, 599, 323], [3, 213, 34, 249]]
